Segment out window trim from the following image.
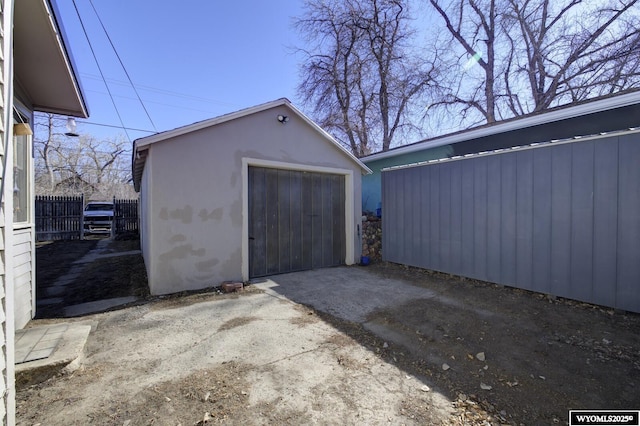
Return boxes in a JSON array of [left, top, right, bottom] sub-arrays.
[[12, 102, 34, 227]]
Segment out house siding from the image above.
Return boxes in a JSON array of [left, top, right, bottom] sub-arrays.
[[13, 227, 33, 329], [382, 131, 640, 313], [1, 0, 16, 422]]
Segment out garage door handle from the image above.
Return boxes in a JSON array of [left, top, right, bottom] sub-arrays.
[[249, 236, 255, 240]]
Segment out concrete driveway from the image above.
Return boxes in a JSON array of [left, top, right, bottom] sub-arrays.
[[17, 266, 455, 426], [18, 262, 640, 425], [259, 266, 434, 323]]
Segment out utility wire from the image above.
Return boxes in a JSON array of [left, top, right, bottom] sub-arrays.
[[81, 73, 240, 108], [88, 0, 158, 133], [71, 0, 132, 143], [83, 88, 221, 116], [74, 120, 155, 134]]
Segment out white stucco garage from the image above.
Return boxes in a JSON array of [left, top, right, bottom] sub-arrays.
[[133, 99, 371, 295]]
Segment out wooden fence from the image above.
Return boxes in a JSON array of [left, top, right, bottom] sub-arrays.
[[35, 195, 84, 241], [114, 198, 138, 235], [35, 195, 139, 241]]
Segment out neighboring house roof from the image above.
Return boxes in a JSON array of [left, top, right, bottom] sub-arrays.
[[384, 127, 640, 172], [132, 98, 372, 191], [363, 89, 640, 163], [14, 0, 89, 117]]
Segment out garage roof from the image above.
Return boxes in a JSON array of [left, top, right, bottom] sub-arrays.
[[363, 89, 640, 163], [133, 98, 372, 191]]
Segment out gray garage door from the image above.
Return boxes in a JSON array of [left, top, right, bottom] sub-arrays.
[[249, 166, 345, 278]]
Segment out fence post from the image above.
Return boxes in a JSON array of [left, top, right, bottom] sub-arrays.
[[80, 193, 85, 240], [111, 195, 116, 239]]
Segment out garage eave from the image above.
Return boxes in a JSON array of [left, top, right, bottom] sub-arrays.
[[132, 98, 372, 190], [132, 144, 148, 192]]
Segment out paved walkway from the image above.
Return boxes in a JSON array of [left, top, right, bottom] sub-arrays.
[[36, 239, 140, 317], [19, 239, 142, 385]]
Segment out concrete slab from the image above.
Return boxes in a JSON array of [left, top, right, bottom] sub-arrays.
[[64, 296, 138, 317], [15, 323, 93, 388], [15, 324, 68, 363], [258, 266, 441, 323]]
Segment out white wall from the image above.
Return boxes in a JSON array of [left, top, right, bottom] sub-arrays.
[[1, 1, 16, 422], [142, 104, 363, 295], [11, 91, 36, 332], [13, 228, 33, 329], [140, 153, 152, 284]]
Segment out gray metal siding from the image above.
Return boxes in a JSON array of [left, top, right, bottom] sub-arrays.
[[617, 134, 640, 311], [382, 132, 640, 313]]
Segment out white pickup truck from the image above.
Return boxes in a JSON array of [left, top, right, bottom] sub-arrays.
[[83, 201, 114, 235]]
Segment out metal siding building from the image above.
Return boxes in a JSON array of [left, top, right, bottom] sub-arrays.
[[382, 130, 640, 312]]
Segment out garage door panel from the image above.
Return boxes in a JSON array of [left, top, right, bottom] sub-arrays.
[[265, 168, 280, 275], [311, 174, 324, 269], [332, 175, 346, 265], [321, 175, 334, 267], [278, 170, 292, 273], [289, 171, 304, 271], [301, 173, 314, 270], [249, 166, 346, 278]]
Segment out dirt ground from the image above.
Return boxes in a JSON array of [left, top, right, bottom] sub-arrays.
[[18, 239, 640, 425], [364, 264, 640, 424]]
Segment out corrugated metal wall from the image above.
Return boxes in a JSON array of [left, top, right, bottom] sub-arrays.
[[382, 131, 640, 312]]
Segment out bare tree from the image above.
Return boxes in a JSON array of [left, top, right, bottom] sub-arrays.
[[504, 0, 640, 112], [34, 113, 136, 199], [429, 0, 503, 124], [296, 0, 437, 156], [428, 0, 640, 126]]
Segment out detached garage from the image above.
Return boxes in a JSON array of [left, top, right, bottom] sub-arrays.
[[133, 98, 371, 295]]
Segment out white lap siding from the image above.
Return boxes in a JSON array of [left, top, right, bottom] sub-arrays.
[[1, 1, 16, 423], [13, 228, 33, 329]]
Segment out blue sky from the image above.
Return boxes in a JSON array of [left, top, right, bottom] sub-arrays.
[[56, 0, 305, 142]]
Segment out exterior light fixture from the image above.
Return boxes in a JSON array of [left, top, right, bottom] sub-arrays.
[[277, 115, 289, 124], [13, 123, 33, 135], [65, 117, 79, 137]]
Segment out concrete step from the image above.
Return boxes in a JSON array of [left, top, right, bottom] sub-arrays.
[[15, 322, 94, 389]]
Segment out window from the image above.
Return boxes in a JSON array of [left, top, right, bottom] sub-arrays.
[[13, 113, 31, 223]]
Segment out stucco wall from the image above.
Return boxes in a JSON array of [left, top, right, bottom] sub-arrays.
[[142, 105, 364, 295], [140, 154, 152, 282]]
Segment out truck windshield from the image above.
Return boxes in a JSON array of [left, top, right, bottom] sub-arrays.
[[85, 204, 113, 211]]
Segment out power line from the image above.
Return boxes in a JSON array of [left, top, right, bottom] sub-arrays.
[[88, 0, 158, 133], [80, 73, 241, 108], [34, 145, 133, 155], [83, 88, 222, 116], [74, 120, 155, 134], [35, 166, 133, 173], [71, 0, 132, 142]]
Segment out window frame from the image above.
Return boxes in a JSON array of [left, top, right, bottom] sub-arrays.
[[12, 103, 34, 228]]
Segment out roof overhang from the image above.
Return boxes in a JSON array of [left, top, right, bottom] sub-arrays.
[[362, 90, 640, 163], [14, 0, 89, 117], [132, 98, 372, 191]]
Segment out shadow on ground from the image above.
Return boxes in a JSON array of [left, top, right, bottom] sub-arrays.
[[263, 263, 640, 425], [35, 238, 149, 318]]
